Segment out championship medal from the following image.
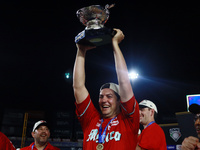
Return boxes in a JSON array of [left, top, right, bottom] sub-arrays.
[[96, 143, 104, 150], [97, 116, 117, 150]]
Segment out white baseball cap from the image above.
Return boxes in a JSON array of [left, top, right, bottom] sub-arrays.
[[32, 120, 48, 132], [139, 100, 158, 113], [100, 82, 120, 97]]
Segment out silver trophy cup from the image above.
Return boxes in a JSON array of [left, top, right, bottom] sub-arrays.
[[75, 4, 115, 46]]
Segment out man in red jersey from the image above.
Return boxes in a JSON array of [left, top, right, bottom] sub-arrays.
[[20, 120, 60, 150], [73, 28, 139, 150], [136, 100, 167, 150], [0, 131, 16, 150], [181, 104, 200, 150]]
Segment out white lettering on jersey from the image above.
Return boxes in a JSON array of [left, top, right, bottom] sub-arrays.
[[96, 119, 101, 127], [88, 117, 121, 143], [114, 131, 121, 141], [105, 133, 109, 142], [108, 120, 119, 130], [86, 129, 121, 143], [86, 129, 98, 141], [110, 131, 115, 140]]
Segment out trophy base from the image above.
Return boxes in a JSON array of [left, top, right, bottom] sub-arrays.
[[75, 27, 115, 46]]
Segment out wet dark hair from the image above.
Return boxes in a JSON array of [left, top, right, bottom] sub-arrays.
[[100, 83, 120, 100], [114, 91, 120, 100]]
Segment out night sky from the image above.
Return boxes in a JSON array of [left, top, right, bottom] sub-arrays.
[[0, 1, 199, 124]]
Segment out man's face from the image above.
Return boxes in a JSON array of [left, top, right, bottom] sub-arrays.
[[194, 113, 200, 138], [32, 125, 50, 145], [139, 107, 153, 125], [99, 88, 120, 118]]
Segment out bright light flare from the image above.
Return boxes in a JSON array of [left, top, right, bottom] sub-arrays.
[[128, 71, 139, 80], [65, 73, 70, 79]]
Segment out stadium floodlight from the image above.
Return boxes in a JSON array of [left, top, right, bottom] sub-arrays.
[[65, 73, 71, 79], [128, 71, 139, 80]]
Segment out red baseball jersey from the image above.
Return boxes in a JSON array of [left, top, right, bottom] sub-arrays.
[[20, 142, 60, 150], [138, 123, 167, 150], [0, 132, 16, 150], [76, 94, 139, 150]]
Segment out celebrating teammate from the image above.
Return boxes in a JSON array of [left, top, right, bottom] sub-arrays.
[[73, 28, 139, 149], [20, 120, 60, 150], [136, 100, 167, 150]]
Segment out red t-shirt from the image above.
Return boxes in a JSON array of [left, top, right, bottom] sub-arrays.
[[0, 132, 16, 150], [138, 123, 167, 150], [75, 94, 139, 150], [20, 142, 60, 150]]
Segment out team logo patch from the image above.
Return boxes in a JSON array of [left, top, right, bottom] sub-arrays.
[[169, 128, 181, 142]]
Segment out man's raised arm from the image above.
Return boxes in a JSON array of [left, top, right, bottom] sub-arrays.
[[73, 44, 95, 104], [112, 29, 134, 103]]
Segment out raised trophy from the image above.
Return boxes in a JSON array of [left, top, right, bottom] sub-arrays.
[[75, 4, 115, 46]]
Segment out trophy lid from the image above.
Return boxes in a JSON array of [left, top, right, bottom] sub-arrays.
[[76, 4, 114, 26]]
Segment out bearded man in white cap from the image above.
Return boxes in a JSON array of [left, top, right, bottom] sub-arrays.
[[20, 120, 60, 150], [136, 100, 167, 150]]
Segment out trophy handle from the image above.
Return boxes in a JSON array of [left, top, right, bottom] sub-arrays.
[[105, 4, 115, 10]]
